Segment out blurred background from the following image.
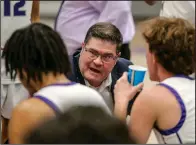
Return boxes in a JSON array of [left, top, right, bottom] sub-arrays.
[[39, 1, 162, 26], [39, 1, 162, 19]]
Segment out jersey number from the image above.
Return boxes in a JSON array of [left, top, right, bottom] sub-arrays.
[[4, 0, 26, 16]]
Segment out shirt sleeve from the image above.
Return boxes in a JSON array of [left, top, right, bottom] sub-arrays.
[[88, 1, 135, 42], [88, 1, 132, 22]]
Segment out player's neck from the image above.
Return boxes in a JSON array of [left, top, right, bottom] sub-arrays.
[[34, 73, 71, 91], [157, 66, 175, 82]]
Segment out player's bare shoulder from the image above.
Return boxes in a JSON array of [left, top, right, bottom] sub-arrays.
[[139, 85, 179, 111]]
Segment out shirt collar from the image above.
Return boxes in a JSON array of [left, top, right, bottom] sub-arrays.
[[84, 73, 112, 92]]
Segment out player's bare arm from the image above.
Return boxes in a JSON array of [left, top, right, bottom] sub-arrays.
[[8, 98, 55, 144], [128, 88, 158, 143], [31, 0, 40, 23], [113, 72, 143, 121], [128, 85, 182, 143], [1, 117, 9, 144]]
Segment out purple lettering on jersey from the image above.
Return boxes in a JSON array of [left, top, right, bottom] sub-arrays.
[[4, 0, 26, 16], [4, 0, 11, 16]]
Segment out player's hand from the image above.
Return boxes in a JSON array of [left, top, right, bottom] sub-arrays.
[[114, 72, 143, 121], [114, 72, 143, 105]]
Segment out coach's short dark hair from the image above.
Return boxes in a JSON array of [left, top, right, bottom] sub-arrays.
[[24, 106, 134, 144], [84, 22, 123, 53], [2, 23, 70, 83]]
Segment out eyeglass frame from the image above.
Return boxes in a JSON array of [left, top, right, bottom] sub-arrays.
[[82, 46, 120, 63]]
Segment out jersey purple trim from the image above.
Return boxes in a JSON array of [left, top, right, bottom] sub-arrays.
[[155, 83, 186, 136], [174, 74, 194, 80], [46, 82, 77, 87], [33, 82, 77, 113], [34, 95, 61, 114]]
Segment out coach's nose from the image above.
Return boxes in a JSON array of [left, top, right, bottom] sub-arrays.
[[93, 56, 103, 66]]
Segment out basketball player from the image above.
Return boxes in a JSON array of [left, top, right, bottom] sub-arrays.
[[160, 1, 195, 26], [2, 23, 111, 144], [144, 1, 195, 26], [25, 106, 133, 144], [1, 0, 40, 143], [114, 17, 195, 144]]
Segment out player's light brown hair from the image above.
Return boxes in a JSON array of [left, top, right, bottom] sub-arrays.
[[142, 17, 195, 75]]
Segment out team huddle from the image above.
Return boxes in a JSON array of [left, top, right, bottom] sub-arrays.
[[1, 1, 195, 144]]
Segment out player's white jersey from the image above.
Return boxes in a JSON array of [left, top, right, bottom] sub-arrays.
[[160, 1, 195, 26], [33, 82, 111, 115], [1, 0, 32, 81], [1, 0, 33, 119], [1, 0, 33, 47], [154, 75, 195, 144]]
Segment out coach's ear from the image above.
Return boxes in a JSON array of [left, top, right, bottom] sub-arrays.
[[82, 42, 85, 48], [31, 0, 40, 23]]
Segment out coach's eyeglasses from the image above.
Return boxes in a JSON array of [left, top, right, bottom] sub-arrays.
[[83, 47, 118, 63]]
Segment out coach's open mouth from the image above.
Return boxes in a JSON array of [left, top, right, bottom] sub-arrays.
[[90, 68, 101, 74]]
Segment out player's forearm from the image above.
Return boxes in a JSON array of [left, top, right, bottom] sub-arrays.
[[114, 102, 127, 122], [31, 0, 40, 23], [1, 116, 9, 144]]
